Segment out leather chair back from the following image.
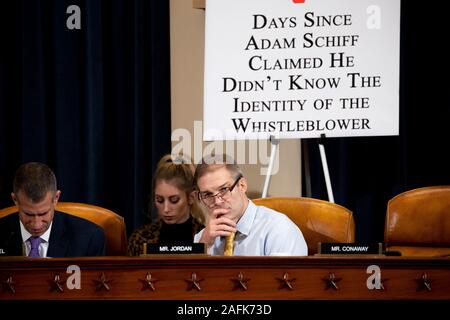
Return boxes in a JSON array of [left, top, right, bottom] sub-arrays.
[[385, 186, 450, 257], [0, 202, 127, 256], [252, 197, 355, 255]]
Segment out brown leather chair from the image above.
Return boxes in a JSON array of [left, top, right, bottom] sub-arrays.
[[0, 202, 127, 256], [252, 197, 355, 255], [385, 186, 450, 257]]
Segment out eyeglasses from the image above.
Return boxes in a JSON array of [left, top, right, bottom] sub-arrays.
[[198, 174, 242, 206]]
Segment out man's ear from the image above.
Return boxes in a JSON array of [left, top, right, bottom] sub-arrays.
[[54, 190, 61, 204], [239, 177, 248, 193], [11, 193, 18, 206]]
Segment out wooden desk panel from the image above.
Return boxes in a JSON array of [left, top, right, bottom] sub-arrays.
[[0, 256, 449, 300]]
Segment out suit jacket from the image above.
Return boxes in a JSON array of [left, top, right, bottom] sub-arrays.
[[0, 211, 106, 257]]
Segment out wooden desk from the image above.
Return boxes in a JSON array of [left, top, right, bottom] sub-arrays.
[[0, 256, 449, 300]]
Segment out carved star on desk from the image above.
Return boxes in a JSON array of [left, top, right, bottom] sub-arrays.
[[276, 272, 296, 290], [415, 273, 433, 292], [231, 272, 250, 291], [139, 273, 158, 291], [1, 276, 16, 294], [93, 272, 113, 291], [322, 272, 342, 290], [185, 272, 203, 291], [48, 274, 65, 293]]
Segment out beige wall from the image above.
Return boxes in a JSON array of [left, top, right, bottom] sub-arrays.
[[169, 0, 301, 198]]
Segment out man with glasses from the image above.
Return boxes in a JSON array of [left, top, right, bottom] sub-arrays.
[[193, 154, 307, 256]]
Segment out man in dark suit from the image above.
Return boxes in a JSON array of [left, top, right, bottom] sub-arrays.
[[0, 162, 105, 257]]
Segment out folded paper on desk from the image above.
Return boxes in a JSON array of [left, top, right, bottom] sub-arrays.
[[144, 243, 206, 255], [319, 243, 383, 255]]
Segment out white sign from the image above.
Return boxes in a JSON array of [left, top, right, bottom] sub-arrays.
[[203, 0, 400, 141]]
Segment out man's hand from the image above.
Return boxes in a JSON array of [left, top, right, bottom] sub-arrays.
[[199, 208, 236, 246]]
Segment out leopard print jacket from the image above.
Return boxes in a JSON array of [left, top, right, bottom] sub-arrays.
[[127, 216, 204, 256]]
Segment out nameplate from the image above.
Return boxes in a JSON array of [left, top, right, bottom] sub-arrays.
[[145, 243, 206, 255], [319, 243, 382, 255]]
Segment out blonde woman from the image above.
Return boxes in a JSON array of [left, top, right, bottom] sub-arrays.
[[127, 154, 204, 256]]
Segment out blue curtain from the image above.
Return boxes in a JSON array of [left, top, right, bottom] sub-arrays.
[[0, 0, 171, 236], [303, 3, 450, 243]]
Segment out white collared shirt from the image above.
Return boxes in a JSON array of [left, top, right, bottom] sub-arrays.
[[20, 221, 53, 258], [194, 200, 308, 256]]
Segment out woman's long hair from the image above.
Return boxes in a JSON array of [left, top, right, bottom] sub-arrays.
[[150, 154, 205, 224]]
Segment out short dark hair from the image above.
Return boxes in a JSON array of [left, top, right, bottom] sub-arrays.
[[193, 154, 243, 188], [13, 162, 57, 202]]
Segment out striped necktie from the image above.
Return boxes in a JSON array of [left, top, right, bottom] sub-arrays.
[[224, 232, 235, 256]]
